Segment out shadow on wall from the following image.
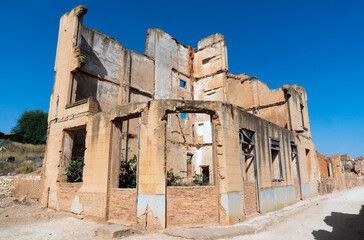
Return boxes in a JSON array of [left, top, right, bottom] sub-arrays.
[[80, 36, 108, 77], [312, 205, 364, 240], [75, 36, 108, 111]]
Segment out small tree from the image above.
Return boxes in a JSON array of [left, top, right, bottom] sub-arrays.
[[12, 109, 48, 144]]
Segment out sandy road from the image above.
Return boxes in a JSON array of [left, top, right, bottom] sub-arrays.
[[223, 186, 364, 240]]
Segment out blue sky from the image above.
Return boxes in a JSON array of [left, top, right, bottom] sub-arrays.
[[0, 0, 363, 157]]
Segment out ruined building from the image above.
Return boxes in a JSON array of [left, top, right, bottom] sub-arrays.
[[317, 152, 346, 194], [41, 6, 319, 229]]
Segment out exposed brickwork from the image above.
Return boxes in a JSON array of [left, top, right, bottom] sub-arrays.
[[57, 183, 82, 212], [109, 188, 136, 223], [79, 192, 106, 219], [219, 201, 228, 225], [57, 183, 106, 219], [243, 182, 258, 215], [167, 186, 218, 227]]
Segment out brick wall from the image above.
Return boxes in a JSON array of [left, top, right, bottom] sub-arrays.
[[243, 182, 258, 215], [58, 183, 83, 212], [167, 186, 218, 227], [57, 183, 106, 219], [108, 188, 136, 223]]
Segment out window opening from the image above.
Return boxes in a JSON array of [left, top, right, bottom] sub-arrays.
[[239, 129, 259, 215], [166, 113, 213, 186], [63, 127, 86, 183], [328, 163, 333, 178], [118, 118, 139, 188], [179, 79, 186, 88], [201, 166, 209, 183], [270, 139, 283, 181], [187, 153, 193, 177], [306, 149, 312, 181], [300, 104, 305, 128], [240, 129, 256, 181]]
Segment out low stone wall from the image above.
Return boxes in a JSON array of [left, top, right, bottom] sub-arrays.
[[108, 188, 137, 224], [166, 186, 218, 227], [0, 176, 15, 196], [345, 177, 364, 189], [318, 178, 336, 195], [0, 175, 42, 202]]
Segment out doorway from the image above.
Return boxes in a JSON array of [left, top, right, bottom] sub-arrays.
[[239, 129, 260, 216]]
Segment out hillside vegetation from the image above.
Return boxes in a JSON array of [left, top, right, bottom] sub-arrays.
[[0, 139, 45, 176]]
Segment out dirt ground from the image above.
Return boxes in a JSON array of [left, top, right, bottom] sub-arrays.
[[0, 187, 363, 240], [223, 186, 364, 240], [0, 194, 178, 240]]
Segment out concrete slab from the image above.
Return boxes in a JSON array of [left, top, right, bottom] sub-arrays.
[[96, 225, 131, 239]]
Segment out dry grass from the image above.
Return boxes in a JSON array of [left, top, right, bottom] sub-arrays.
[[0, 140, 45, 175]]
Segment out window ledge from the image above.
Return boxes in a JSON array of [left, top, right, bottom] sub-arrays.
[[65, 99, 88, 109], [65, 97, 99, 114], [272, 179, 284, 182]]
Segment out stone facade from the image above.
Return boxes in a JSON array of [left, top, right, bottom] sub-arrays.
[[41, 5, 320, 229]]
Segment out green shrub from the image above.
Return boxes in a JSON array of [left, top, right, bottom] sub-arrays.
[[119, 155, 137, 188], [193, 174, 209, 186], [166, 168, 182, 186], [64, 157, 84, 182]]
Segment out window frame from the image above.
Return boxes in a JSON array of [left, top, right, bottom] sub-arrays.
[[179, 79, 186, 88], [269, 138, 284, 182]]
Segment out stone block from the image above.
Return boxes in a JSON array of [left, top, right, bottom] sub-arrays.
[[96, 224, 131, 239]]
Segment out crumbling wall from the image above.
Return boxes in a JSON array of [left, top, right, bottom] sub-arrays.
[[193, 34, 227, 102], [145, 29, 191, 100], [317, 151, 331, 178], [318, 178, 335, 194], [331, 154, 346, 190], [121, 50, 155, 103]]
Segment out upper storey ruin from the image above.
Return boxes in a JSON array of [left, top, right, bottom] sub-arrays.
[[49, 5, 311, 139]]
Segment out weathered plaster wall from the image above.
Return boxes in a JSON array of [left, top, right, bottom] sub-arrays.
[[145, 29, 191, 100], [80, 26, 122, 80]]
